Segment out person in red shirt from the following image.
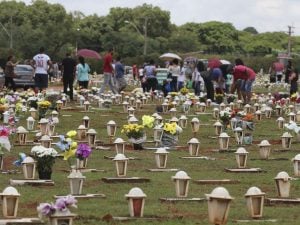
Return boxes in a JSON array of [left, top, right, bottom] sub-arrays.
[[132, 64, 138, 80], [242, 67, 256, 104], [231, 58, 248, 101], [99, 48, 117, 94]]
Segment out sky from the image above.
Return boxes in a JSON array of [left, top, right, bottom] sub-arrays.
[[19, 0, 299, 35]]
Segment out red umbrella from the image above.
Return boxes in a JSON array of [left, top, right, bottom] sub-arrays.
[[77, 49, 101, 60], [208, 58, 221, 69]]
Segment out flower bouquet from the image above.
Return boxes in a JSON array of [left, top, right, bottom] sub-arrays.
[[226, 94, 236, 104], [180, 87, 189, 95], [215, 93, 224, 104], [0, 126, 11, 151], [45, 91, 60, 110], [160, 122, 183, 147], [31, 145, 57, 179], [75, 143, 92, 169], [219, 108, 232, 129], [142, 115, 155, 129], [122, 124, 145, 150], [37, 100, 51, 119], [55, 130, 78, 165], [37, 195, 77, 223]]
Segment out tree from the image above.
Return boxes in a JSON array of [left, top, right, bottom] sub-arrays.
[[197, 21, 239, 54], [243, 27, 259, 35]]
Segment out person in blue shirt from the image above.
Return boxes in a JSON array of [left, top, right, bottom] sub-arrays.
[[76, 56, 90, 89], [115, 56, 127, 92]]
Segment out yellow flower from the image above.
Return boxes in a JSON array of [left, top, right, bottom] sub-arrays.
[[67, 130, 77, 138], [61, 149, 76, 160], [163, 122, 177, 135], [70, 141, 77, 149], [142, 115, 155, 128]]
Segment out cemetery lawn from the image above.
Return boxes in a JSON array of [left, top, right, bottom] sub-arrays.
[[1, 91, 300, 224]]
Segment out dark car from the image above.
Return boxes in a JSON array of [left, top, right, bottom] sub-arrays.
[[14, 65, 35, 88]]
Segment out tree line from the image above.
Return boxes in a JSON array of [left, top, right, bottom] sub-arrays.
[[0, 0, 299, 72]]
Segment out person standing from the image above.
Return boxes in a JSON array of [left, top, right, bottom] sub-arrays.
[[132, 64, 138, 80], [168, 59, 181, 92], [61, 53, 76, 100], [285, 60, 293, 84], [99, 48, 117, 94], [243, 66, 256, 104], [289, 68, 298, 96], [4, 55, 19, 91], [76, 56, 90, 89], [32, 47, 51, 92], [192, 65, 204, 96], [143, 59, 157, 92], [115, 56, 127, 92]]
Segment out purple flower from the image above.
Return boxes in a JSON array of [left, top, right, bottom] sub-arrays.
[[54, 196, 77, 212], [76, 143, 92, 159], [54, 198, 67, 211], [37, 203, 55, 216], [64, 195, 77, 208]]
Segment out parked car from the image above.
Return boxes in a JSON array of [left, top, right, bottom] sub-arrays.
[[14, 64, 35, 88]]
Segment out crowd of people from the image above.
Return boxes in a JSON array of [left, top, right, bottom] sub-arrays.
[[1, 47, 298, 105]]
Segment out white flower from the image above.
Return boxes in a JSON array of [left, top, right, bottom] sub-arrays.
[[31, 145, 57, 158]]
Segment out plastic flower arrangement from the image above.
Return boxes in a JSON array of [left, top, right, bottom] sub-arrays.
[[284, 121, 300, 134], [215, 93, 224, 104], [37, 100, 51, 109], [31, 145, 58, 158], [290, 93, 300, 103], [219, 108, 232, 123], [163, 122, 177, 135], [180, 87, 189, 95], [0, 126, 11, 151], [31, 145, 57, 175], [121, 124, 145, 139], [243, 113, 254, 122], [142, 115, 155, 128], [15, 102, 23, 116], [37, 195, 77, 218], [76, 143, 92, 160], [56, 131, 78, 160]]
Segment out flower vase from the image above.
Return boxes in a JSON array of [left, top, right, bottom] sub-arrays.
[[161, 132, 178, 147], [76, 158, 88, 169], [38, 168, 52, 180], [36, 157, 55, 180], [38, 108, 47, 120], [222, 120, 230, 131], [133, 143, 143, 150]]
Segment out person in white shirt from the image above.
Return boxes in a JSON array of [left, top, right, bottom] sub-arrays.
[[178, 62, 186, 90], [192, 67, 204, 96], [168, 59, 181, 92], [32, 47, 51, 92]]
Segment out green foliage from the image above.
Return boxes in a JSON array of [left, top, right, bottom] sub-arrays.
[[243, 26, 259, 35], [0, 0, 294, 68]]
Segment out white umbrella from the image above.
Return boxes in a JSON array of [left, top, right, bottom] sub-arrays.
[[220, 59, 231, 65], [159, 53, 182, 61]]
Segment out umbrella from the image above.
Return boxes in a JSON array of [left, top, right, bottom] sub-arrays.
[[77, 49, 101, 60], [208, 58, 221, 69], [220, 59, 231, 65], [184, 57, 198, 63], [159, 53, 182, 61]]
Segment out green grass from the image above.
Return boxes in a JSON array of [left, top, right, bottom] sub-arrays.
[[1, 89, 300, 225]]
